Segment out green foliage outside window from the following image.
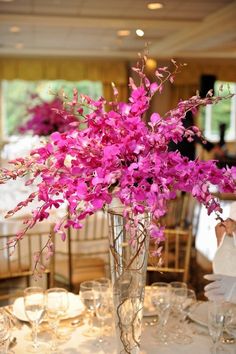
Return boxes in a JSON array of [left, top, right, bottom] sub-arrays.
[[199, 81, 234, 140], [2, 80, 103, 136]]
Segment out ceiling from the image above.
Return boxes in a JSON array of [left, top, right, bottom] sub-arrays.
[[0, 0, 236, 59]]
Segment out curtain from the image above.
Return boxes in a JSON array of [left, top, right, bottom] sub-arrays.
[[0, 57, 128, 102]]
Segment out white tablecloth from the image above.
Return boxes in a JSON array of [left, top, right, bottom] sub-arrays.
[[10, 316, 236, 354]]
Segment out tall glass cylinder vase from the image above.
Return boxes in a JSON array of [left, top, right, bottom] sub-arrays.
[[108, 208, 150, 354]]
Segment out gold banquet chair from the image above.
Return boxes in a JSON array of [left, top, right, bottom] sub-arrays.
[[54, 211, 110, 293], [0, 221, 55, 302], [147, 227, 193, 283], [158, 192, 192, 229]]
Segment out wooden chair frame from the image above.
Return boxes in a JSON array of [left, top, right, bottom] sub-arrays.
[[147, 227, 193, 283], [0, 227, 55, 301]]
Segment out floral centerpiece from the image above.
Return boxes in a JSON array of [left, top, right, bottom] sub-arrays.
[[1, 55, 236, 353], [18, 94, 77, 136]]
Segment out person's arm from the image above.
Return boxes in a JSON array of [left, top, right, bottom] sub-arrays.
[[215, 218, 236, 246], [215, 221, 226, 246]]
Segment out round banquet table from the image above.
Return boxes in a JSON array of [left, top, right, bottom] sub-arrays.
[[8, 310, 236, 354]]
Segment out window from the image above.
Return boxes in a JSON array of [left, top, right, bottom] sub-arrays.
[[1, 79, 103, 138], [199, 81, 236, 142]]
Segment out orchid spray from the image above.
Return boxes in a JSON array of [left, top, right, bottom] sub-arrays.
[[0, 55, 236, 267], [18, 94, 77, 136]]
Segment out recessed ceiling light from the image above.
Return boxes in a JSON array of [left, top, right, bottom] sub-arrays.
[[117, 30, 130, 37], [10, 26, 20, 33], [147, 2, 163, 10], [15, 42, 24, 49], [136, 29, 144, 37]]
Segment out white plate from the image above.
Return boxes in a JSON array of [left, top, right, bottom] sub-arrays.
[[188, 301, 208, 327], [13, 292, 84, 322]]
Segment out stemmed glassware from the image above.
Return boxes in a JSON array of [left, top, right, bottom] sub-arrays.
[[182, 288, 197, 320], [80, 280, 101, 336], [151, 282, 171, 344], [23, 286, 46, 353], [173, 288, 196, 344], [208, 301, 226, 354], [95, 283, 111, 345], [170, 281, 187, 317], [222, 303, 236, 340], [45, 287, 69, 351]]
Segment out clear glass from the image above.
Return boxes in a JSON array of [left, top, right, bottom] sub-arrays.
[[173, 288, 197, 344], [219, 302, 236, 345], [95, 283, 112, 346], [108, 208, 150, 354], [45, 287, 69, 351], [170, 281, 187, 315], [80, 280, 101, 337], [94, 277, 111, 288], [151, 282, 171, 345], [208, 301, 225, 354], [24, 287, 46, 353]]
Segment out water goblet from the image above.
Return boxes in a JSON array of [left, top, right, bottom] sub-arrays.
[[151, 282, 171, 345], [80, 280, 101, 336], [170, 281, 187, 317], [94, 277, 113, 319], [45, 287, 69, 351], [24, 286, 46, 353], [94, 277, 111, 288], [208, 301, 226, 354], [173, 288, 197, 344], [95, 283, 112, 346], [219, 302, 236, 344]]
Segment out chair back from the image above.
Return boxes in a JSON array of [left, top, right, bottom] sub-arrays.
[[147, 227, 193, 283], [54, 210, 109, 292], [0, 221, 55, 301], [159, 193, 191, 229]]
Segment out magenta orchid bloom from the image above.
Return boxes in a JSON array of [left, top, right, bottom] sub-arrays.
[[1, 57, 235, 261], [18, 95, 77, 136]]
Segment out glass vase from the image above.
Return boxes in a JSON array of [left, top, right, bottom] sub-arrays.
[[108, 207, 150, 354]]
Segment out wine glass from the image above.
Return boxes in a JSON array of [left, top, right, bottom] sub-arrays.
[[95, 283, 112, 345], [219, 302, 236, 344], [0, 310, 10, 354], [24, 286, 46, 353], [173, 288, 197, 344], [45, 287, 69, 351], [208, 301, 226, 354], [80, 280, 101, 336], [94, 277, 111, 288], [94, 277, 113, 317], [182, 288, 197, 320], [170, 281, 187, 317], [151, 282, 171, 344]]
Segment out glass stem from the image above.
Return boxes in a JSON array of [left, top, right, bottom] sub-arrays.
[[32, 322, 39, 349], [99, 320, 105, 343], [212, 340, 218, 354], [51, 320, 59, 351], [87, 311, 93, 329]]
